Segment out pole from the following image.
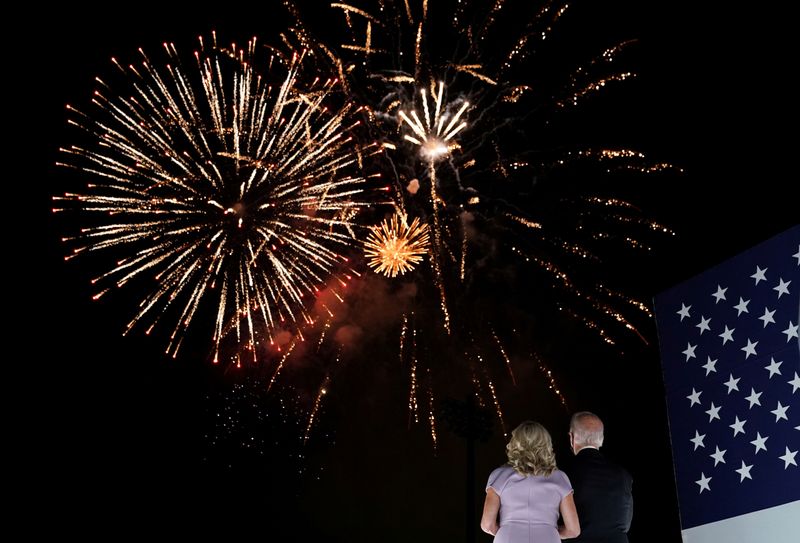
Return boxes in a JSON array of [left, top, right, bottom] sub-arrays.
[[466, 393, 476, 543]]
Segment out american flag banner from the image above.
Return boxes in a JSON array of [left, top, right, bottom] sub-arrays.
[[654, 226, 799, 542]]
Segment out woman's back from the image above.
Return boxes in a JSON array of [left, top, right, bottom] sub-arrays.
[[486, 465, 573, 543]]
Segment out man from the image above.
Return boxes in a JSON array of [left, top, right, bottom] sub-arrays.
[[565, 412, 633, 543]]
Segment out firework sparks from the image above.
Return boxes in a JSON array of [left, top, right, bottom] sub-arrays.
[[407, 316, 421, 424], [459, 212, 468, 281], [268, 337, 299, 393], [55, 36, 385, 361], [491, 328, 516, 386], [203, 377, 323, 477], [474, 351, 508, 438], [425, 366, 438, 451], [304, 375, 331, 444], [364, 213, 430, 277], [534, 353, 569, 411]]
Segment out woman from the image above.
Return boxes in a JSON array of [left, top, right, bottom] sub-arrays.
[[481, 421, 580, 542]]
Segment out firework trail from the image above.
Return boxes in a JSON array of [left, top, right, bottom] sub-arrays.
[[56, 34, 387, 362]]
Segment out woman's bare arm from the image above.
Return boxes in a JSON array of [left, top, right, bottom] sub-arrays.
[[480, 488, 501, 536], [558, 492, 580, 539]]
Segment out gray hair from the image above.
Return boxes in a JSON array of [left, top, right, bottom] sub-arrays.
[[570, 411, 604, 448]]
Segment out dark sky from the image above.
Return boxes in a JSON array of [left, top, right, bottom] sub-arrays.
[[17, 0, 796, 540]]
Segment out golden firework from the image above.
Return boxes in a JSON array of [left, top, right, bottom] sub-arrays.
[[364, 214, 430, 277]]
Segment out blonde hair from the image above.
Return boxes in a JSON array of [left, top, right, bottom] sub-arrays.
[[506, 421, 557, 476]]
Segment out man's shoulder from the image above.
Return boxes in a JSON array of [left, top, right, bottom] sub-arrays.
[[597, 453, 632, 479], [562, 452, 591, 478], [570, 448, 602, 465], [566, 450, 632, 479]]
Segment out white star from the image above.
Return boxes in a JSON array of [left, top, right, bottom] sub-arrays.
[[702, 356, 718, 376], [764, 357, 783, 378], [750, 432, 768, 454], [789, 372, 800, 393], [751, 265, 768, 285], [741, 338, 758, 359], [745, 388, 762, 408], [773, 277, 791, 298], [712, 285, 728, 304], [779, 447, 798, 469], [687, 388, 702, 407], [729, 416, 747, 436], [719, 325, 735, 345], [794, 245, 800, 265], [705, 402, 721, 422], [783, 321, 799, 342], [690, 430, 706, 450], [682, 342, 697, 361], [677, 303, 692, 321], [758, 307, 776, 327], [695, 472, 712, 493], [709, 446, 726, 466], [771, 401, 789, 422], [724, 374, 740, 394], [696, 316, 711, 335], [733, 297, 750, 316], [735, 460, 753, 482]]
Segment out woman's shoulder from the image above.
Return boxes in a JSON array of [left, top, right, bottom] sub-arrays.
[[488, 464, 515, 478], [549, 469, 573, 488], [487, 464, 518, 493]]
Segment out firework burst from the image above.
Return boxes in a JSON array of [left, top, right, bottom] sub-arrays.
[[398, 82, 469, 162], [364, 213, 430, 277], [55, 34, 386, 362]]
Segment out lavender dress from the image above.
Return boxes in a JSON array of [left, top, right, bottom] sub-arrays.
[[486, 465, 573, 543]]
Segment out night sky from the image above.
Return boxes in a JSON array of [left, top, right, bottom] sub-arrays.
[[18, 1, 796, 540]]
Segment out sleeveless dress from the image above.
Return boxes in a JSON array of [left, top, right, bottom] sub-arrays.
[[486, 465, 573, 543]]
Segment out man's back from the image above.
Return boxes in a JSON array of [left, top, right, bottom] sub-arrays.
[[566, 448, 633, 543]]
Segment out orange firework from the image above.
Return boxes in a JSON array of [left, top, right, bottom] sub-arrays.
[[364, 214, 430, 277]]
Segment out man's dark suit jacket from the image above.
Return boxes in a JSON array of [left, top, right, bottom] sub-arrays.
[[565, 448, 633, 543]]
